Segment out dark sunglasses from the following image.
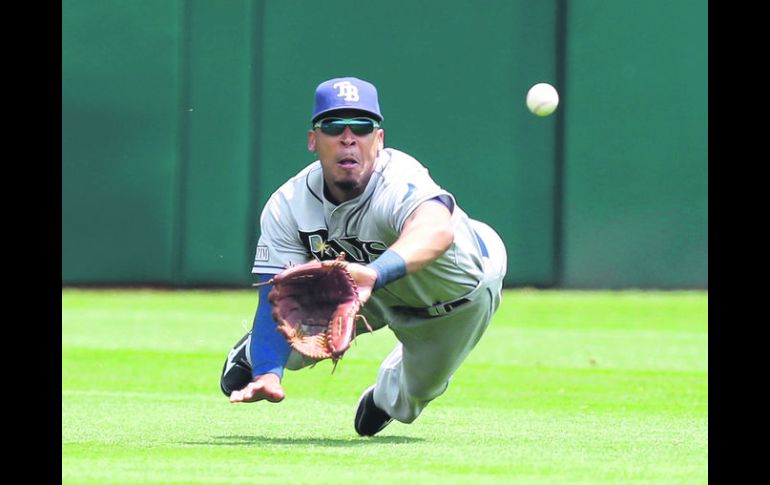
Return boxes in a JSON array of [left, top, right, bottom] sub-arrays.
[[313, 117, 380, 136]]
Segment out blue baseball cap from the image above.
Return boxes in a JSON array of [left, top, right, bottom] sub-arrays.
[[312, 77, 383, 123]]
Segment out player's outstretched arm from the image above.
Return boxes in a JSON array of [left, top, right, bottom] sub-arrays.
[[388, 199, 454, 272], [229, 372, 285, 403], [347, 200, 453, 296], [229, 274, 291, 404]]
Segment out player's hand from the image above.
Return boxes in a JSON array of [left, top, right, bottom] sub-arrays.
[[344, 263, 378, 303], [229, 373, 285, 403]]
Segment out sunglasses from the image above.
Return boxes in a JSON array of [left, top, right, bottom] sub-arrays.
[[313, 117, 380, 136]]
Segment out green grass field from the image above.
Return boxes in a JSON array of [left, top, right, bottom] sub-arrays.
[[62, 288, 708, 484]]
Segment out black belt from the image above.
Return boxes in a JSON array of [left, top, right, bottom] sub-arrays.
[[394, 298, 472, 318]]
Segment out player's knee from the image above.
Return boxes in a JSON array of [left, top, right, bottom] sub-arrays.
[[383, 386, 448, 424], [393, 411, 419, 424], [405, 380, 449, 405]]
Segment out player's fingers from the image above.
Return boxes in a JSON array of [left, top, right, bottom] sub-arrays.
[[251, 380, 285, 403], [229, 382, 262, 403], [241, 382, 264, 402], [230, 376, 285, 403], [264, 383, 286, 403], [345, 264, 376, 302], [229, 389, 244, 403], [357, 285, 373, 303]]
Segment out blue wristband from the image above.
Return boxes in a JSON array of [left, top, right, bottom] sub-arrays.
[[367, 250, 407, 290]]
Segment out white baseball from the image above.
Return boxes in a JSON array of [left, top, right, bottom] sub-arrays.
[[526, 83, 559, 117]]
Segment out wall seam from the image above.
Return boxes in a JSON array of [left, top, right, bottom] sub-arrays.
[[173, 0, 192, 285], [246, 0, 265, 281], [553, 0, 569, 288]]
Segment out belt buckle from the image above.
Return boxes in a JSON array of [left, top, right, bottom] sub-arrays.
[[429, 304, 452, 317]]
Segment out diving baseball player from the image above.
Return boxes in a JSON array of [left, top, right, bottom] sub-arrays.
[[221, 77, 507, 436]]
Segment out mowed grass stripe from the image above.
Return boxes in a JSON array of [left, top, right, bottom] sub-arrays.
[[62, 289, 707, 484], [63, 393, 705, 484]]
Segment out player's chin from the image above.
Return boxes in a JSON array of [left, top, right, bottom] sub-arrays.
[[333, 179, 361, 192]]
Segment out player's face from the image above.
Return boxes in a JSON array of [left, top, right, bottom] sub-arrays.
[[308, 110, 384, 204]]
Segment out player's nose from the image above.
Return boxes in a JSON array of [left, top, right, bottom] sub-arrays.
[[340, 126, 356, 145]]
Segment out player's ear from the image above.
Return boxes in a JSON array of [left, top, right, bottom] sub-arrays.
[[308, 130, 316, 152], [377, 128, 384, 151]]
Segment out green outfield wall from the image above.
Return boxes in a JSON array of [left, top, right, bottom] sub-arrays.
[[62, 0, 707, 289]]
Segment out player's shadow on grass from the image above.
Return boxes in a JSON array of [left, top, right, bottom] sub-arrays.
[[185, 435, 424, 446]]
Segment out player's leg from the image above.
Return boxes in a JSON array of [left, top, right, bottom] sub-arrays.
[[359, 222, 507, 429], [374, 286, 501, 423], [355, 294, 499, 435]]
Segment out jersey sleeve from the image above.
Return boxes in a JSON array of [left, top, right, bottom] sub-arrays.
[[251, 192, 311, 274], [378, 159, 456, 233]]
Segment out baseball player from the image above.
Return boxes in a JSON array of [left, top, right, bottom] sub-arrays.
[[221, 77, 507, 436]]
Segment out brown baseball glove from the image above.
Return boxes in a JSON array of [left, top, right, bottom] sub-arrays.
[[256, 253, 371, 371]]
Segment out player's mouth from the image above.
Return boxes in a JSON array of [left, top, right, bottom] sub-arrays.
[[337, 158, 359, 169]]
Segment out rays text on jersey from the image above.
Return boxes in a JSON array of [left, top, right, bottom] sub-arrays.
[[299, 229, 387, 263]]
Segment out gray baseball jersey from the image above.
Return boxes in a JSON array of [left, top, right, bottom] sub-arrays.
[[252, 148, 489, 309], [247, 146, 507, 423]]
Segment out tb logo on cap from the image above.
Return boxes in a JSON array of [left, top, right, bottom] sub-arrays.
[[333, 81, 359, 101]]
